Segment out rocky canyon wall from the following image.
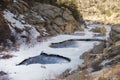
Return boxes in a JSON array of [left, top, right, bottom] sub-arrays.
[[0, 0, 84, 48]]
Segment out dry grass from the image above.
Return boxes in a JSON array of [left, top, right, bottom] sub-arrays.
[[57, 63, 120, 80], [115, 41, 120, 46], [0, 54, 14, 59], [93, 63, 120, 80], [79, 0, 120, 24]]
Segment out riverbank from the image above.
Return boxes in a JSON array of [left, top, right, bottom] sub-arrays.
[[58, 23, 120, 80], [0, 21, 111, 80]]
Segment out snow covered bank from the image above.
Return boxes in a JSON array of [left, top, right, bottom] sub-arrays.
[[0, 12, 111, 80]]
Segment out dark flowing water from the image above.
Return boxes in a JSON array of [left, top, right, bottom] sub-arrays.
[[18, 52, 70, 65], [50, 38, 105, 48], [50, 40, 77, 48], [18, 39, 105, 65]]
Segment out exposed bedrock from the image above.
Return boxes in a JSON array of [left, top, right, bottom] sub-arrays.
[[7, 0, 84, 36], [0, 0, 84, 48]]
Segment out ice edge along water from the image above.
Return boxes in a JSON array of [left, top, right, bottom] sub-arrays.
[[0, 10, 111, 80]]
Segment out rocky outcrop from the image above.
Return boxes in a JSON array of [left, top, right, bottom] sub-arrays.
[[25, 3, 82, 35], [110, 25, 120, 42], [0, 0, 84, 48], [0, 11, 12, 45], [80, 25, 120, 70], [80, 25, 120, 69], [7, 0, 29, 14], [61, 25, 120, 80], [6, 0, 83, 36]]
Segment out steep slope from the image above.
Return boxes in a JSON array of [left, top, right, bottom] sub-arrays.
[[0, 0, 84, 49], [56, 0, 120, 24], [0, 11, 12, 47]]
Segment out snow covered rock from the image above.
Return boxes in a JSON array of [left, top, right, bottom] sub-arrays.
[[7, 0, 83, 35], [0, 71, 9, 80], [0, 11, 13, 46]]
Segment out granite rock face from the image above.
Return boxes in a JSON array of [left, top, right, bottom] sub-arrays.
[[110, 25, 120, 42], [28, 3, 82, 35]]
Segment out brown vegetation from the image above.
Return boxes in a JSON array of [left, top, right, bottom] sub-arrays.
[[0, 54, 13, 59], [93, 63, 120, 80]]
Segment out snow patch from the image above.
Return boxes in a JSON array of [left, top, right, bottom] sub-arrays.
[[0, 16, 112, 80], [3, 10, 40, 45]]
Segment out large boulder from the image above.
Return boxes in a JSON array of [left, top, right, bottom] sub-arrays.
[[105, 45, 120, 58], [110, 25, 120, 42]]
